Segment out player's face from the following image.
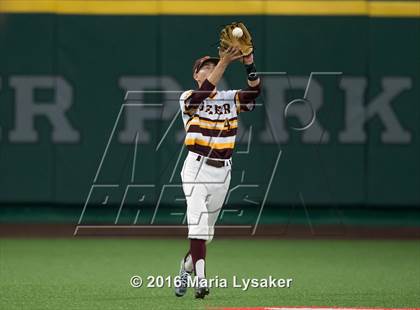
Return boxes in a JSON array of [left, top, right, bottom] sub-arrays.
[[194, 62, 216, 86]]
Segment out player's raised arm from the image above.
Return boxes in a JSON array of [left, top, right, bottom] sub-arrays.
[[236, 53, 261, 113], [207, 47, 242, 85], [242, 53, 260, 87]]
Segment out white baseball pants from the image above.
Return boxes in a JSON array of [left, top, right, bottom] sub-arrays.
[[180, 151, 231, 243]]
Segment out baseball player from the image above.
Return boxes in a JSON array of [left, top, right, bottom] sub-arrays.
[[175, 46, 261, 299]]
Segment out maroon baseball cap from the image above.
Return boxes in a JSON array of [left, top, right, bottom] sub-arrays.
[[192, 56, 219, 76]]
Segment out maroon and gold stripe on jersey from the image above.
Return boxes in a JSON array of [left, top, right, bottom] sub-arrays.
[[184, 115, 238, 159]]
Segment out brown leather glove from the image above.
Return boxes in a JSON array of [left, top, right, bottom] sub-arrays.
[[219, 22, 253, 56]]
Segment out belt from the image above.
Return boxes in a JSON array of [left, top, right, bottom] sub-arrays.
[[196, 155, 231, 168]]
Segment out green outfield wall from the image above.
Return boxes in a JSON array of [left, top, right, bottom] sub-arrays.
[[0, 9, 419, 222]]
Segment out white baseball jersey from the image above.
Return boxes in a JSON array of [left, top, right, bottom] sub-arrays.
[[179, 89, 255, 159]]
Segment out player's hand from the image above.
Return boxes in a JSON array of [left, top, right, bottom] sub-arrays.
[[218, 46, 242, 64], [239, 53, 254, 65]]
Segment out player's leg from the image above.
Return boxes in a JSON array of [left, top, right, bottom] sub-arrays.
[[190, 164, 231, 298], [185, 186, 211, 298], [176, 156, 209, 297], [190, 238, 209, 298], [184, 161, 215, 298], [175, 157, 198, 297], [185, 184, 210, 280], [179, 157, 196, 273], [205, 166, 231, 244]]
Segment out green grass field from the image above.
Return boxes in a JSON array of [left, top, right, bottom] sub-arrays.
[[1, 238, 419, 309]]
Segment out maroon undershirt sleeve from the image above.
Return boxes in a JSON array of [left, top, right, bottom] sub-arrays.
[[184, 79, 215, 112], [238, 80, 262, 103]]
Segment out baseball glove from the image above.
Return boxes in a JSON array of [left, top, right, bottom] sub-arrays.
[[219, 22, 253, 56]]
